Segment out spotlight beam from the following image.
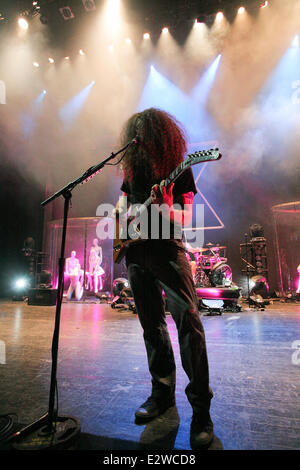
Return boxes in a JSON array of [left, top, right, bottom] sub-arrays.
[[191, 54, 222, 106], [138, 65, 189, 121], [59, 81, 95, 129]]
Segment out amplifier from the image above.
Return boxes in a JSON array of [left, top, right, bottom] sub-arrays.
[[28, 288, 57, 306]]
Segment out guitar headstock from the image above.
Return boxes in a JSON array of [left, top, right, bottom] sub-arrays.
[[185, 148, 222, 167], [164, 148, 222, 188]]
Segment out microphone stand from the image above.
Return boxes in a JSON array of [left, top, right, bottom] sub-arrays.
[[9, 138, 137, 450]]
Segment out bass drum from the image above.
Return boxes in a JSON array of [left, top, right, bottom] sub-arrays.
[[209, 261, 232, 287]]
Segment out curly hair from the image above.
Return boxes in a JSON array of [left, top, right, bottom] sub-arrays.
[[120, 108, 187, 187]]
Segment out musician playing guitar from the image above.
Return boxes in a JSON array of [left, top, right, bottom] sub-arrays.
[[115, 108, 214, 449]]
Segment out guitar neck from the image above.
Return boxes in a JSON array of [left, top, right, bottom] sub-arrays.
[[134, 149, 221, 212], [164, 161, 186, 187], [141, 162, 186, 210]]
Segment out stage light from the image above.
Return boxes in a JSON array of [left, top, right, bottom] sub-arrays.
[[194, 19, 203, 28], [125, 37, 131, 44], [112, 278, 129, 296], [250, 275, 269, 299], [33, 62, 39, 67], [18, 17, 29, 30], [249, 223, 264, 238], [79, 49, 85, 55], [249, 276, 270, 310], [14, 278, 29, 290], [43, 90, 47, 94], [82, 0, 96, 12], [196, 14, 208, 25], [238, 7, 245, 14], [260, 1, 269, 8], [65, 56, 70, 60], [111, 278, 135, 311], [59, 6, 75, 21], [108, 44, 114, 52], [48, 57, 54, 64], [216, 12, 224, 21], [162, 27, 168, 34], [12, 277, 30, 301], [143, 32, 150, 40]]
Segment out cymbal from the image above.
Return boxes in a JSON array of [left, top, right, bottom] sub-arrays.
[[208, 246, 227, 250], [188, 247, 209, 253]]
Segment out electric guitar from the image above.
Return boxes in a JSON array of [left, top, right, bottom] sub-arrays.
[[113, 148, 222, 264]]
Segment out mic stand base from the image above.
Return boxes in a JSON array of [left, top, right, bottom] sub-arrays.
[[10, 413, 80, 450]]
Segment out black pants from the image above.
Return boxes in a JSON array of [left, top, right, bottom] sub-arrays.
[[126, 240, 213, 415]]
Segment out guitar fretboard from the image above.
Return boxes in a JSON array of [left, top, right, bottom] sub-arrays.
[[132, 149, 220, 214], [140, 161, 186, 211]]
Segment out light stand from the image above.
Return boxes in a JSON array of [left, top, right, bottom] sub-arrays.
[[244, 233, 251, 308], [9, 137, 137, 450]]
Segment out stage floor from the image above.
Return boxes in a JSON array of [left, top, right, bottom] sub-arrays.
[[0, 299, 300, 451]]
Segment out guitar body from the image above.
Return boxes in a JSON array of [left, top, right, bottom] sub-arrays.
[[113, 215, 143, 263], [113, 148, 222, 264]]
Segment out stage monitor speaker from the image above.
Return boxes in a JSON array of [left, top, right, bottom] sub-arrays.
[[28, 288, 57, 306]]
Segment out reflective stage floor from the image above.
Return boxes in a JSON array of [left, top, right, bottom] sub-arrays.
[[0, 299, 300, 451]]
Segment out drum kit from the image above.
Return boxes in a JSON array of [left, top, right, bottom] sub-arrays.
[[185, 242, 233, 288]]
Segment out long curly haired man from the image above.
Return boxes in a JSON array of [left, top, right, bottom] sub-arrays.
[[116, 107, 214, 449]]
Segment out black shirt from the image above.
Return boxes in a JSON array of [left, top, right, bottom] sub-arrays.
[[120, 167, 197, 241]]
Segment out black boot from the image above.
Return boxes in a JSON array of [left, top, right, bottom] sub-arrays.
[[135, 383, 175, 422], [190, 413, 214, 449]]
